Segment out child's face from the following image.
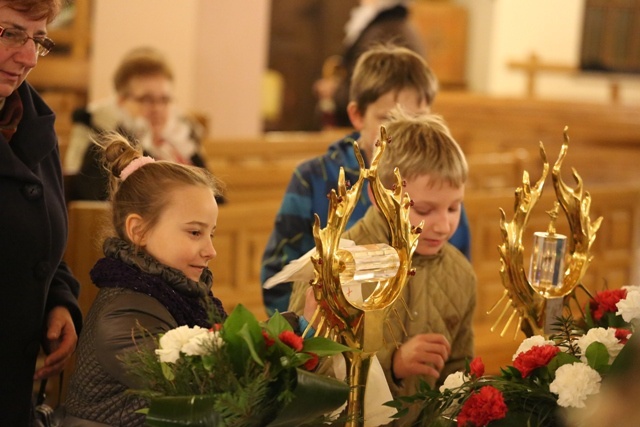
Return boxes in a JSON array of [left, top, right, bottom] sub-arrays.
[[404, 174, 465, 256], [141, 185, 218, 282], [351, 88, 428, 160]]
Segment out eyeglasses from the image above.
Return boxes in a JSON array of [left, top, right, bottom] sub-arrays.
[[0, 26, 55, 57], [128, 94, 173, 107]]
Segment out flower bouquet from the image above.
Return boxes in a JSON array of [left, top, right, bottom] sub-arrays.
[[124, 304, 351, 427], [388, 286, 640, 427]]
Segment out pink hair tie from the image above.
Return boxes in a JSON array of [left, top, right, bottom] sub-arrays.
[[120, 156, 155, 181]]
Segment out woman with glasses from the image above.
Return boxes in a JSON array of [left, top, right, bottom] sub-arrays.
[[0, 0, 83, 425], [65, 46, 214, 202]]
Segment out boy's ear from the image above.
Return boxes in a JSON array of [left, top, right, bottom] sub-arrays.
[[347, 101, 364, 131], [125, 213, 146, 245]]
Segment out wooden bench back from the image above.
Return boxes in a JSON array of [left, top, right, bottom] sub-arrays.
[[206, 133, 531, 202], [65, 201, 111, 317], [433, 92, 640, 156]]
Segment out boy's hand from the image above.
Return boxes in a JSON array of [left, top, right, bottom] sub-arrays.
[[392, 333, 451, 380], [303, 286, 318, 324]]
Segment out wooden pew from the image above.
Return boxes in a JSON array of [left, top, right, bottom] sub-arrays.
[[434, 92, 640, 156], [466, 149, 528, 191], [65, 201, 111, 317], [206, 132, 531, 202], [210, 200, 282, 320], [204, 133, 337, 203]]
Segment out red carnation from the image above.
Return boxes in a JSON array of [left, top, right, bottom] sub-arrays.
[[457, 386, 507, 427], [303, 352, 319, 371], [590, 289, 627, 321], [614, 328, 632, 344], [210, 323, 222, 332], [469, 357, 484, 379], [513, 345, 559, 378], [279, 330, 303, 351], [262, 330, 275, 348]]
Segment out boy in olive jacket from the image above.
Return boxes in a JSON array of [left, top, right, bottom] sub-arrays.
[[289, 109, 476, 426]]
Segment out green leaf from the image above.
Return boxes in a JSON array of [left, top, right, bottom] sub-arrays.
[[266, 311, 294, 336], [301, 337, 351, 356], [584, 303, 596, 330], [201, 354, 214, 372], [609, 336, 637, 377], [145, 395, 221, 427], [161, 362, 175, 382], [266, 369, 349, 427], [547, 351, 580, 378], [221, 304, 264, 374], [585, 341, 609, 373], [238, 323, 265, 367]]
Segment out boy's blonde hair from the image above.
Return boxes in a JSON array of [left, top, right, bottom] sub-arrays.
[[350, 44, 438, 115], [378, 108, 467, 189]]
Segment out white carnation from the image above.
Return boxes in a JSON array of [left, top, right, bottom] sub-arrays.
[[617, 287, 640, 323], [512, 335, 555, 361], [576, 327, 624, 364], [439, 371, 469, 393], [181, 329, 224, 357], [550, 363, 601, 408], [155, 325, 211, 363]]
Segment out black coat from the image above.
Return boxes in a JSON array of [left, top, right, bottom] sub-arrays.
[[0, 82, 83, 426]]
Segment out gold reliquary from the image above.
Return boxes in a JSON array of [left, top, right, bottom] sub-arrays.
[[490, 127, 603, 338]]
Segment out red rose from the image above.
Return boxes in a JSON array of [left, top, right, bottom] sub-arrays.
[[279, 330, 303, 351], [469, 357, 484, 379], [457, 386, 507, 427], [513, 345, 560, 378], [303, 352, 319, 371], [614, 328, 632, 344], [262, 330, 275, 348], [590, 289, 627, 321]]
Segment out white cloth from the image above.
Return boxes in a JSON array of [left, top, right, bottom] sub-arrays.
[[343, 0, 410, 47], [331, 354, 396, 426], [262, 238, 356, 289]]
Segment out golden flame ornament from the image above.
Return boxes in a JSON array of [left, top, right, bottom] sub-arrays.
[[304, 125, 420, 426], [490, 127, 603, 338]]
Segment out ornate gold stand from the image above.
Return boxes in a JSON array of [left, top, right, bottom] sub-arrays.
[[305, 126, 420, 426], [490, 127, 603, 338]]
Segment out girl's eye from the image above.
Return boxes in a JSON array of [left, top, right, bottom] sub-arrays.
[[190, 230, 201, 237]]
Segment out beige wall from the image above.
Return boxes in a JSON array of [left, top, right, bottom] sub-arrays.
[[89, 0, 640, 138], [91, 0, 270, 138], [461, 0, 640, 104]]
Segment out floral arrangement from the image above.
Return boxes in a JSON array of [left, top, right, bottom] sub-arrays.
[[389, 286, 640, 427], [124, 304, 351, 427]]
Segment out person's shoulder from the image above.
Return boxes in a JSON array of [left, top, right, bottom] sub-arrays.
[[96, 289, 175, 332]]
